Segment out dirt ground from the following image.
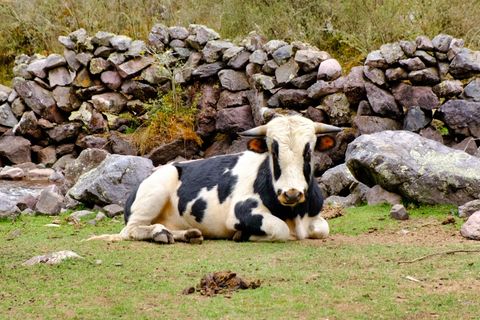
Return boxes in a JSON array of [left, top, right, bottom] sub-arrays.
[[327, 218, 468, 246]]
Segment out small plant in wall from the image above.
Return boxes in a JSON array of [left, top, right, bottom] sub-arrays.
[[131, 49, 201, 155]]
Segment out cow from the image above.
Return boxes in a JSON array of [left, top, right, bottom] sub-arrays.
[[88, 115, 341, 244]]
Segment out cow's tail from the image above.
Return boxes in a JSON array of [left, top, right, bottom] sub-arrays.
[[84, 186, 140, 242], [84, 234, 125, 242]]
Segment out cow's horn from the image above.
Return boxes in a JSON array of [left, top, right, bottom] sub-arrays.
[[239, 125, 267, 137], [314, 123, 342, 134]]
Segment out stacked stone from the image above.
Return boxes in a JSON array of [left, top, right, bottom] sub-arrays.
[[1, 25, 480, 171], [354, 34, 480, 153]]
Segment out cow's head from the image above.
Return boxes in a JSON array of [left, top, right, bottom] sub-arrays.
[[241, 115, 341, 206]]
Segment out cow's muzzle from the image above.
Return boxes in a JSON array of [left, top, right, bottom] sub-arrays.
[[278, 189, 305, 206]]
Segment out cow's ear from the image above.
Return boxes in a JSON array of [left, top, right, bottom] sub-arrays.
[[247, 138, 268, 153], [316, 135, 336, 151]]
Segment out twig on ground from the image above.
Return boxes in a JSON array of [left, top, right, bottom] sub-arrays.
[[398, 249, 480, 264]]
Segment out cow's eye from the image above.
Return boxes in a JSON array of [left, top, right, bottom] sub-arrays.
[[303, 145, 311, 162]]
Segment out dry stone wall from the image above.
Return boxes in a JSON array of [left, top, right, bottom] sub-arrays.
[[0, 24, 479, 171]]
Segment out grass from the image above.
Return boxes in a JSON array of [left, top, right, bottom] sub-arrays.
[[1, 204, 479, 319], [1, 0, 480, 85], [131, 85, 200, 155]]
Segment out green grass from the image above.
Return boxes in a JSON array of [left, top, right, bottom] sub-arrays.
[[1, 0, 480, 84], [1, 204, 479, 319]]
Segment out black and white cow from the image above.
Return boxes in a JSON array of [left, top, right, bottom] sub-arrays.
[[89, 115, 341, 244]]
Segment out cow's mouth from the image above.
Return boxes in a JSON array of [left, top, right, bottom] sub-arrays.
[[278, 195, 306, 206]]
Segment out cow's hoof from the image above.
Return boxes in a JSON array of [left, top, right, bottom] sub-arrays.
[[232, 231, 245, 242], [152, 229, 174, 244], [185, 229, 203, 244]]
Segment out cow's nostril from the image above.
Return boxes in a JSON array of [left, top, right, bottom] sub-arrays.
[[283, 189, 302, 203]]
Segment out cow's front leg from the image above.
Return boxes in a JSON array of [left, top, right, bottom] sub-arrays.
[[120, 223, 175, 244], [306, 216, 330, 239], [228, 198, 291, 242]]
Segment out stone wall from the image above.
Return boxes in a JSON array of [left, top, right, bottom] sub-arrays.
[[0, 24, 479, 171]]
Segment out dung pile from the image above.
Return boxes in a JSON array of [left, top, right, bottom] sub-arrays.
[[183, 271, 261, 296]]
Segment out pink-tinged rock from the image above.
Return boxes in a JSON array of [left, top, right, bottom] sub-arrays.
[[218, 69, 250, 91], [13, 78, 56, 116], [0, 135, 31, 164], [35, 186, 65, 215], [91, 92, 127, 114], [64, 148, 109, 187], [100, 70, 122, 90], [52, 86, 80, 112], [392, 82, 439, 110], [317, 58, 342, 81], [46, 123, 83, 143], [89, 57, 110, 75], [117, 56, 154, 78], [275, 59, 299, 84], [461, 211, 480, 240], [27, 168, 55, 181], [216, 105, 255, 133], [45, 54, 66, 69], [36, 146, 57, 165], [48, 67, 72, 87], [72, 68, 93, 88], [0, 166, 24, 180], [27, 58, 48, 78]]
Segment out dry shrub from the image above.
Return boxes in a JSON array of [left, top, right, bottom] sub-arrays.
[[132, 86, 201, 155]]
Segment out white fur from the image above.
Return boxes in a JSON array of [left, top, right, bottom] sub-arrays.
[[87, 115, 330, 243]]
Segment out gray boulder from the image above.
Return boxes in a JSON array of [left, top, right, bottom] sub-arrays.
[[91, 93, 127, 114], [458, 200, 480, 218], [68, 154, 154, 206], [437, 100, 480, 137], [13, 78, 56, 116], [366, 185, 402, 205], [202, 40, 234, 63], [463, 78, 480, 102], [0, 197, 20, 219], [64, 148, 109, 187], [294, 49, 329, 72], [216, 105, 254, 133], [35, 186, 64, 215], [0, 103, 18, 127], [346, 130, 480, 205], [433, 80, 464, 98], [218, 69, 250, 91], [318, 93, 352, 126], [353, 115, 402, 135], [318, 164, 357, 197], [147, 139, 199, 166], [449, 48, 480, 79], [365, 82, 402, 118], [392, 83, 439, 110], [390, 204, 409, 220], [275, 59, 299, 84], [403, 106, 431, 132]]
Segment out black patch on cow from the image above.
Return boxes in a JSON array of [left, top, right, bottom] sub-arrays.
[[124, 184, 140, 224], [234, 199, 266, 241], [271, 140, 281, 180], [174, 154, 239, 216], [303, 143, 312, 184], [191, 198, 207, 223], [253, 158, 324, 220]]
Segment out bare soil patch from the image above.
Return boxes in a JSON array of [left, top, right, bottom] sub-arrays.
[[312, 217, 470, 247]]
